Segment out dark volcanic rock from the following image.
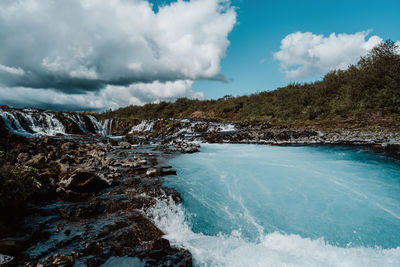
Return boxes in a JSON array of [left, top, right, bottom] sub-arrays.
[[38, 253, 75, 267], [0, 133, 193, 266], [59, 169, 111, 193], [118, 141, 131, 149], [0, 254, 14, 266]]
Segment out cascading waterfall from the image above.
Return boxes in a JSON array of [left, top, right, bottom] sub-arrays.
[[101, 118, 114, 136], [0, 107, 106, 137], [102, 119, 110, 135], [63, 113, 89, 133], [128, 119, 237, 135], [129, 120, 155, 133], [87, 115, 107, 136], [0, 109, 32, 136], [0, 108, 65, 136]]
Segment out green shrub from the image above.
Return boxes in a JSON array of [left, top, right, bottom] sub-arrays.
[[0, 152, 40, 211]]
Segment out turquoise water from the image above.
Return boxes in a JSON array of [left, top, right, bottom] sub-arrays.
[[149, 144, 400, 266]]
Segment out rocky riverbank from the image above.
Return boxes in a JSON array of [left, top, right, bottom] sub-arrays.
[[0, 133, 193, 266], [118, 118, 400, 159]]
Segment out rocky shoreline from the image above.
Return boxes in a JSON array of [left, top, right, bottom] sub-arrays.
[[0, 134, 193, 266], [1, 110, 400, 266], [110, 118, 400, 158]]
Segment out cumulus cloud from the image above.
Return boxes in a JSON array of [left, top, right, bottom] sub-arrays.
[[0, 80, 202, 111], [0, 0, 235, 109], [274, 31, 383, 79]]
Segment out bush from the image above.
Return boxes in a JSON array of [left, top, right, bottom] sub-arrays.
[[0, 152, 40, 211]]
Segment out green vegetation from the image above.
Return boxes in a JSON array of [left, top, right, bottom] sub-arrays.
[[0, 151, 40, 212], [99, 41, 400, 128]]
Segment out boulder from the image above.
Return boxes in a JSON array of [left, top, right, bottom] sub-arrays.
[[160, 167, 177, 176], [0, 254, 14, 266], [25, 153, 47, 166], [16, 152, 30, 163], [118, 141, 131, 149], [38, 254, 74, 267], [60, 142, 76, 152], [146, 168, 160, 177], [59, 169, 111, 193]]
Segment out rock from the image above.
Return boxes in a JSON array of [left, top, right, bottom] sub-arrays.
[[0, 254, 14, 266], [16, 152, 30, 163], [25, 153, 47, 166], [59, 169, 111, 193], [137, 158, 147, 165], [183, 146, 199, 153], [0, 237, 27, 256], [160, 167, 177, 176], [146, 168, 160, 177], [108, 138, 119, 146], [60, 142, 76, 152], [38, 254, 74, 267], [58, 162, 70, 174], [121, 160, 139, 168], [118, 141, 131, 149]]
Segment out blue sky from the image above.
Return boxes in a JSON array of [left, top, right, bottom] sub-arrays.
[[0, 0, 399, 110], [190, 0, 400, 99]]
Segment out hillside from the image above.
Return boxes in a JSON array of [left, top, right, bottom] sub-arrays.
[[99, 41, 400, 131]]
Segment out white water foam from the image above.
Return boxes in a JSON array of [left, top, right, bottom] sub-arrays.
[[129, 120, 155, 133], [147, 198, 400, 267]]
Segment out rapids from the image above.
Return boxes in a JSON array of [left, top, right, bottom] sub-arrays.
[[149, 144, 400, 266]]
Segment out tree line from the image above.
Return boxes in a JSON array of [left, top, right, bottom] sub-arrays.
[[99, 40, 400, 124]]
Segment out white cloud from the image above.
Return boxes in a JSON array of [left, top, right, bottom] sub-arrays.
[[0, 80, 203, 111], [0, 64, 25, 76], [274, 31, 383, 79], [0, 0, 235, 109], [0, 0, 236, 91]]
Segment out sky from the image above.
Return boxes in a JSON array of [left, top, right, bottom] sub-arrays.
[[0, 0, 399, 111]]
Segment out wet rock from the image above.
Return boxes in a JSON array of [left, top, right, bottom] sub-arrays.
[[59, 169, 111, 193], [0, 254, 14, 266], [17, 152, 30, 163], [0, 237, 27, 256], [160, 167, 177, 176], [121, 160, 139, 168], [108, 138, 119, 146], [118, 141, 131, 149], [38, 254, 75, 267], [146, 168, 160, 177], [25, 153, 47, 166], [59, 201, 108, 219], [136, 157, 147, 165], [60, 142, 76, 153]]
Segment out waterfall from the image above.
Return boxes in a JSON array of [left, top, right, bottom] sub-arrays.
[[87, 115, 107, 136], [102, 119, 110, 134], [101, 118, 114, 135], [0, 109, 32, 136], [63, 113, 89, 133], [0, 107, 106, 137], [129, 120, 155, 133], [0, 108, 65, 136]]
